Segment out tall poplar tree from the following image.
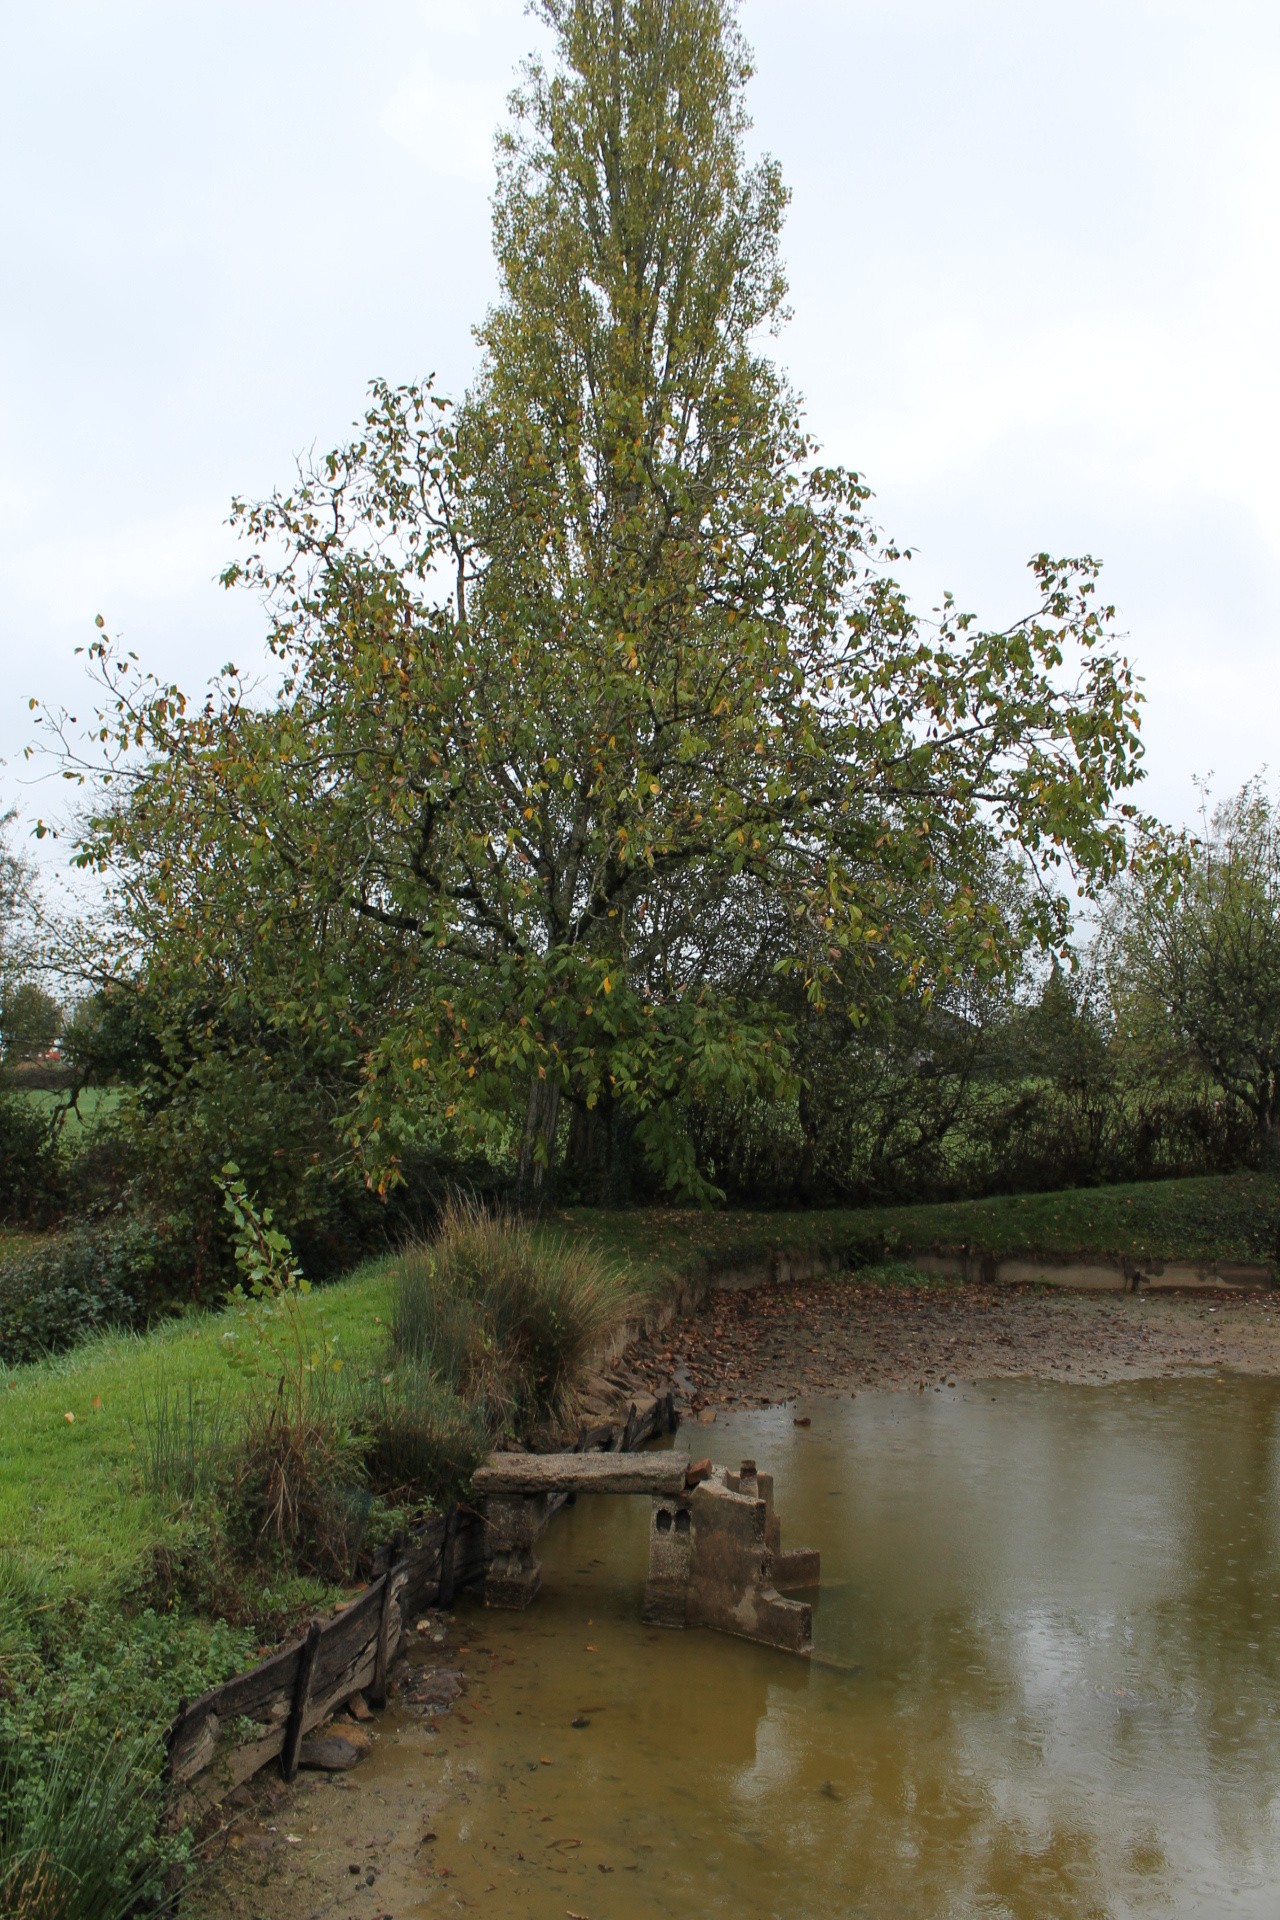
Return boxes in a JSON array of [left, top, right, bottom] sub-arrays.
[[54, 0, 1145, 1205]]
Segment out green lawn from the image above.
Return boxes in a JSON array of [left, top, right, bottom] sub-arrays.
[[13, 1084, 121, 1133], [0, 1262, 395, 1603]]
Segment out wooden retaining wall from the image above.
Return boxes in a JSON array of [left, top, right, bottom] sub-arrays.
[[163, 1386, 674, 1817], [163, 1509, 487, 1819]]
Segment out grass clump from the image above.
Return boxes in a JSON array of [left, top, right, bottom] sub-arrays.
[[356, 1363, 488, 1509], [134, 1372, 229, 1506], [0, 1720, 172, 1920], [391, 1199, 622, 1433]]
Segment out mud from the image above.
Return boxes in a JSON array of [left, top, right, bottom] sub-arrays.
[[625, 1276, 1280, 1411]]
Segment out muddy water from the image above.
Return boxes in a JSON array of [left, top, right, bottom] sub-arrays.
[[291, 1378, 1280, 1918]]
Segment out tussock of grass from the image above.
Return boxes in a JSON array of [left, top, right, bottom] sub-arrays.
[[391, 1199, 623, 1432]]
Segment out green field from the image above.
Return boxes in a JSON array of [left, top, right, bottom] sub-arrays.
[[12, 1084, 121, 1131]]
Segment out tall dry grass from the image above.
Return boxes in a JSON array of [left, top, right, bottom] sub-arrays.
[[390, 1199, 622, 1433]]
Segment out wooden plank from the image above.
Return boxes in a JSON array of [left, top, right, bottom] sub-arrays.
[[369, 1567, 397, 1709], [311, 1581, 388, 1700], [281, 1619, 324, 1783], [473, 1451, 690, 1497]]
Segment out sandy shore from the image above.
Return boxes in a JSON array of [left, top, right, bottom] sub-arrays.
[[625, 1279, 1280, 1410]]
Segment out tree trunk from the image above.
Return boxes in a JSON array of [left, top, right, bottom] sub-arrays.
[[517, 1074, 562, 1211]]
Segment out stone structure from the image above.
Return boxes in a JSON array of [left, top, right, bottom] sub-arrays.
[[643, 1459, 818, 1654], [472, 1450, 820, 1656]]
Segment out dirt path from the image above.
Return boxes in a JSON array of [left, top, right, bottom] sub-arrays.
[[625, 1279, 1280, 1411]]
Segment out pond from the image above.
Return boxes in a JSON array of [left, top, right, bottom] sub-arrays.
[[397, 1377, 1280, 1919]]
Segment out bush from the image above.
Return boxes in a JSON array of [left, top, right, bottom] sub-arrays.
[[391, 1200, 621, 1432], [357, 1364, 487, 1508], [0, 1555, 252, 1920], [0, 1218, 180, 1367], [0, 1719, 172, 1920], [0, 1095, 64, 1229]]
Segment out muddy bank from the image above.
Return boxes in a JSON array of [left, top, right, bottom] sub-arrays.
[[625, 1277, 1280, 1410]]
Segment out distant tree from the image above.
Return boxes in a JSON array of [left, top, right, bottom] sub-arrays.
[[0, 806, 32, 996], [1107, 777, 1280, 1157], [0, 980, 62, 1064], [44, 0, 1146, 1206]]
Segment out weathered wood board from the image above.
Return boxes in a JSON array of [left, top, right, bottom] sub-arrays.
[[473, 1450, 690, 1497]]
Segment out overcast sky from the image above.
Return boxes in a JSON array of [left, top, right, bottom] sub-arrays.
[[3, 0, 1277, 878]]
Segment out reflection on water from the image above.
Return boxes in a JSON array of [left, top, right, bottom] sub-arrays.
[[432, 1379, 1280, 1917]]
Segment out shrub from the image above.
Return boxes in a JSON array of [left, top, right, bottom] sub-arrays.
[[391, 1200, 621, 1432], [0, 1218, 178, 1367], [0, 1720, 172, 1920], [219, 1391, 365, 1581], [357, 1364, 487, 1508], [214, 1168, 364, 1578], [0, 1095, 64, 1229], [0, 1559, 252, 1920]]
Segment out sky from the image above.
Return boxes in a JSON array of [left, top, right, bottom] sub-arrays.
[[2, 0, 1277, 884]]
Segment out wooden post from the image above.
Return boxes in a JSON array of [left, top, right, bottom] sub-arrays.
[[436, 1506, 457, 1609], [280, 1620, 323, 1783], [369, 1565, 397, 1710]]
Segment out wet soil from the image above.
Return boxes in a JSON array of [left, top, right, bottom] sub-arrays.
[[625, 1278, 1280, 1412]]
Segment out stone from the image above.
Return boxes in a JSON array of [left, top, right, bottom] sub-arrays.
[[345, 1692, 373, 1721], [643, 1462, 818, 1654], [298, 1736, 363, 1772], [404, 1669, 464, 1707], [474, 1453, 690, 1497]]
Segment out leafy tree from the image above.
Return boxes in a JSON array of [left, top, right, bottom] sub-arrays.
[[0, 807, 32, 999], [1107, 777, 1280, 1157], [44, 0, 1145, 1206], [0, 980, 62, 1064]]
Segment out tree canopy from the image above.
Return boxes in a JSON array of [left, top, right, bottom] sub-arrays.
[[1106, 779, 1280, 1155], [43, 0, 1146, 1203]]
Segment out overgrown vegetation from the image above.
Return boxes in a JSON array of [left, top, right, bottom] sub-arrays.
[[391, 1199, 621, 1432], [0, 1187, 621, 1916]]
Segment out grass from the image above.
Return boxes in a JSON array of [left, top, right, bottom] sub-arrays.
[[0, 1264, 394, 1602], [0, 1231, 45, 1270], [842, 1172, 1280, 1266], [558, 1170, 1280, 1288], [11, 1086, 121, 1136]]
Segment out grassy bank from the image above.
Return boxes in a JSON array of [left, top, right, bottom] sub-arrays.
[[0, 1266, 395, 1603], [5, 1172, 1275, 1601], [564, 1171, 1280, 1294]]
